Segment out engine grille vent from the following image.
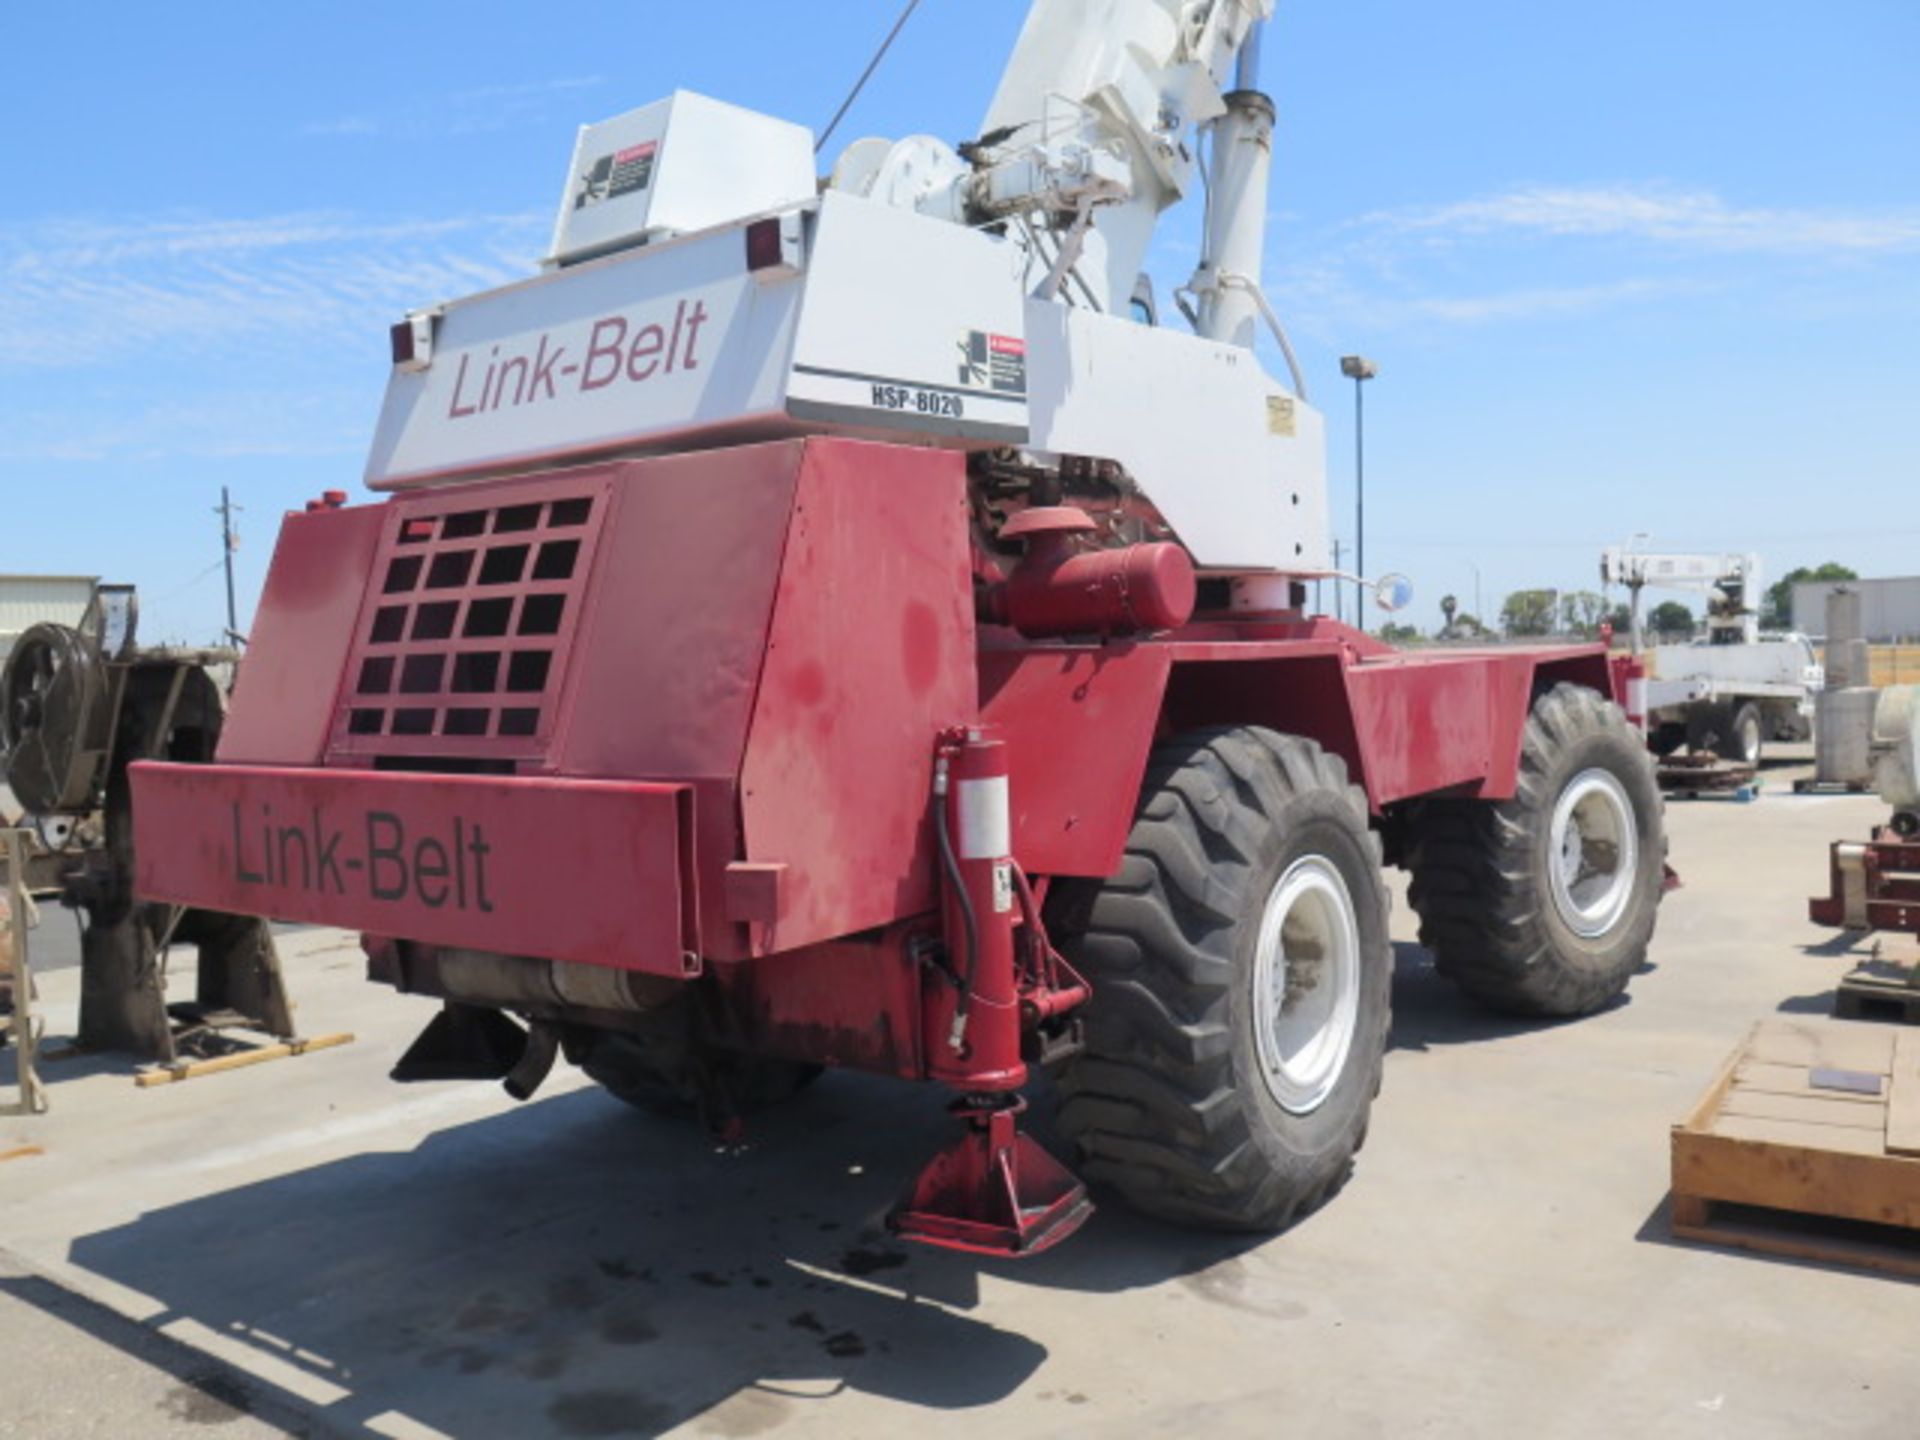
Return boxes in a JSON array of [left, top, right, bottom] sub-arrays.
[[329, 480, 609, 765]]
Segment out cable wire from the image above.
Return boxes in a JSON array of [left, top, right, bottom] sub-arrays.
[[815, 0, 925, 155]]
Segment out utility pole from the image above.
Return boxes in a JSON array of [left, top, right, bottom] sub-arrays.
[[1332, 538, 1344, 623], [217, 488, 241, 644]]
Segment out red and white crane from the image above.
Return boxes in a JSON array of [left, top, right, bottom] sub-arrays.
[[0, 0, 1675, 1256]]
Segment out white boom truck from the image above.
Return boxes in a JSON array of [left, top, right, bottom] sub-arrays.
[[1601, 547, 1821, 765]]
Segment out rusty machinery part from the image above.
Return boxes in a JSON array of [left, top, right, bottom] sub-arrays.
[[1047, 727, 1391, 1232], [1811, 832, 1920, 933], [1406, 683, 1665, 1018], [967, 451, 1176, 560], [2, 623, 113, 816]]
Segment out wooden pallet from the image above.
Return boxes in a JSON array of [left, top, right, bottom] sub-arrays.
[[1671, 1017, 1920, 1276], [1836, 960, 1920, 1024], [1657, 754, 1760, 801]]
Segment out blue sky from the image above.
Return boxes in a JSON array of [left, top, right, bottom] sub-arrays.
[[3, 1, 1915, 639]]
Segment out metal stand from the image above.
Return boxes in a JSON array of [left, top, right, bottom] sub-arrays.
[[2, 831, 49, 1115], [889, 1095, 1092, 1257]]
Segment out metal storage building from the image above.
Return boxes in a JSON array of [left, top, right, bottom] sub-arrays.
[[1793, 577, 1920, 642], [0, 575, 97, 662]]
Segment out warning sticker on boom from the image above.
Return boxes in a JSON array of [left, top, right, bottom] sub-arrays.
[[958, 330, 1027, 396], [575, 141, 658, 210]]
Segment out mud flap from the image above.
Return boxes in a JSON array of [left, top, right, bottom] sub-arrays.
[[391, 1002, 527, 1083]]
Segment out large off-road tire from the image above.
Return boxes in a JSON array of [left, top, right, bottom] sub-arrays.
[[575, 1018, 819, 1122], [1687, 700, 1761, 764], [1723, 701, 1764, 765], [1051, 728, 1392, 1232], [1647, 722, 1687, 759], [1406, 682, 1664, 1017]]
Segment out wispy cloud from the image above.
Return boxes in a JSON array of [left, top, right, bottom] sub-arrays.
[[0, 391, 367, 464], [1395, 278, 1683, 324], [0, 211, 546, 368], [1270, 182, 1920, 339], [1365, 184, 1920, 255], [1275, 265, 1692, 335], [302, 75, 604, 139]]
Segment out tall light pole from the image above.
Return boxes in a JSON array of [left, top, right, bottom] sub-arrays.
[[1340, 355, 1377, 627]]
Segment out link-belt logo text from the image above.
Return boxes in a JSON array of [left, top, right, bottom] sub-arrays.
[[232, 804, 495, 913], [445, 299, 711, 420]]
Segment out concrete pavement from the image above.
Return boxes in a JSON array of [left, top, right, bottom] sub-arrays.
[[2, 751, 1917, 1438]]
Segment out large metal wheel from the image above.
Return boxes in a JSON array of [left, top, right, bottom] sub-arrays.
[[1051, 727, 1392, 1232], [1407, 682, 1666, 1017], [1547, 769, 1639, 940], [1253, 856, 1363, 1115]]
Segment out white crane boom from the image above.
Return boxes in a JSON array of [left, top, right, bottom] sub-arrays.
[[1600, 548, 1763, 648]]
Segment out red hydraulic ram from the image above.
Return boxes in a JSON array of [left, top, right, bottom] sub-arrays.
[[892, 727, 1092, 1255]]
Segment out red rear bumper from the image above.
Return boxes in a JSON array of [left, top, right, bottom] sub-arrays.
[[130, 761, 698, 976]]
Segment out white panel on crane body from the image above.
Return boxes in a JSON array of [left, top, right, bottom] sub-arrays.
[[1023, 302, 1329, 573], [548, 91, 816, 266], [363, 193, 1034, 489], [364, 220, 806, 489], [785, 192, 1032, 447]]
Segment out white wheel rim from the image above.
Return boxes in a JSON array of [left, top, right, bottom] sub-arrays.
[[1548, 768, 1639, 940], [1736, 712, 1760, 763], [1253, 855, 1362, 1116]]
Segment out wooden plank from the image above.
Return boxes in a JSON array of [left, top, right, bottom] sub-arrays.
[[1673, 1198, 1920, 1282], [1718, 1090, 1888, 1130], [0, 1144, 43, 1164], [133, 1033, 354, 1089], [1745, 1018, 1896, 1075], [1678, 1027, 1751, 1133], [1673, 1129, 1920, 1227], [1713, 1115, 1890, 1157], [1731, 1061, 1882, 1104], [1889, 1030, 1920, 1158]]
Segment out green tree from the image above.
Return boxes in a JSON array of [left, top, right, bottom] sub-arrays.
[[1648, 600, 1694, 639], [1764, 562, 1857, 629], [1559, 589, 1607, 638], [1501, 589, 1557, 637], [1379, 621, 1422, 644]]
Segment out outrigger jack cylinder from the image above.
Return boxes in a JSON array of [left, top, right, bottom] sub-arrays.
[[888, 728, 1093, 1257]]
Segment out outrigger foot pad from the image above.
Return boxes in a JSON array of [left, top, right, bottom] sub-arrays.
[[888, 1095, 1092, 1258]]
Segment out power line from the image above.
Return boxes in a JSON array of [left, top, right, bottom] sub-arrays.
[[816, 0, 925, 155]]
